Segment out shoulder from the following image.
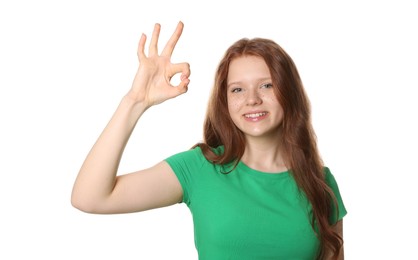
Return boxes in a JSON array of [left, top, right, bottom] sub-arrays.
[[165, 145, 223, 166], [323, 166, 348, 222], [165, 146, 204, 163], [323, 166, 339, 187], [322, 166, 345, 205]]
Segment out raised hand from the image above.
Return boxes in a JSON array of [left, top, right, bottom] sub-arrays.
[[128, 21, 191, 108]]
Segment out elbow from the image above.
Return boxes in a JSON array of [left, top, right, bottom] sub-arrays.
[[71, 194, 89, 213], [71, 192, 100, 214]]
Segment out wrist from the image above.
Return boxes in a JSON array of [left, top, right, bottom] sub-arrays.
[[119, 94, 149, 121], [122, 92, 149, 108]]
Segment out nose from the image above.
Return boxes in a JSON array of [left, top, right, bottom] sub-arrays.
[[246, 89, 262, 106]]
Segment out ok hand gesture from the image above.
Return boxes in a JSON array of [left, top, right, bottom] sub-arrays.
[[128, 21, 190, 108]]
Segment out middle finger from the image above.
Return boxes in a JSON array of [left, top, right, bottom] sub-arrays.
[[149, 23, 161, 56]]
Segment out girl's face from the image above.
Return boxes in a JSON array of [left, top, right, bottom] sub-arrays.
[[227, 55, 284, 140]]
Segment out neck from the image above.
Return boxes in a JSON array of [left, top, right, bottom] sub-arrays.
[[241, 135, 288, 173]]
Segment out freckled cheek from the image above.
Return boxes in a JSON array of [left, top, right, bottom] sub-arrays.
[[263, 94, 275, 102], [260, 93, 277, 104], [227, 96, 243, 112], [265, 95, 282, 107]]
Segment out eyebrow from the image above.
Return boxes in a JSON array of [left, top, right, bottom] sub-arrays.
[[227, 77, 272, 88]]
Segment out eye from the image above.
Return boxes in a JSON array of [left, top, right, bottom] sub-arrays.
[[231, 87, 243, 93], [261, 83, 273, 89]]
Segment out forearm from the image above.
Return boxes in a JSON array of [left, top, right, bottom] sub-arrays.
[[71, 21, 189, 213], [71, 95, 147, 211]]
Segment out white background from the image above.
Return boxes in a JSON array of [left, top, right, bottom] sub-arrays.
[[1, 0, 417, 259]]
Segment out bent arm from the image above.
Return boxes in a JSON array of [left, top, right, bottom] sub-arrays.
[[71, 97, 182, 214], [70, 96, 140, 212], [71, 22, 189, 214]]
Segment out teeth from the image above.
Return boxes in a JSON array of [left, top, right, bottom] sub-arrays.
[[244, 112, 267, 118]]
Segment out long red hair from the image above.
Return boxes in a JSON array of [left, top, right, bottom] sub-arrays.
[[195, 38, 343, 259]]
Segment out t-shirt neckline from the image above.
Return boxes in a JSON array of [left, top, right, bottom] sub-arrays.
[[237, 161, 290, 179]]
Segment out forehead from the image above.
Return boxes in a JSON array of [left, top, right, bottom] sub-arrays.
[[227, 56, 270, 83]]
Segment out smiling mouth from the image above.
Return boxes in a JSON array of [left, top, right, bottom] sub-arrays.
[[244, 112, 268, 118]]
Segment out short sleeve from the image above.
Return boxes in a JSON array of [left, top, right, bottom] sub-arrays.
[[164, 147, 205, 206], [324, 167, 347, 224]]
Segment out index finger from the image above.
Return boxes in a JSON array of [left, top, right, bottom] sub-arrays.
[[161, 21, 184, 57]]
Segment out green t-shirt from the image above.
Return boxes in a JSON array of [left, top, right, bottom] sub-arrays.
[[165, 146, 347, 260]]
